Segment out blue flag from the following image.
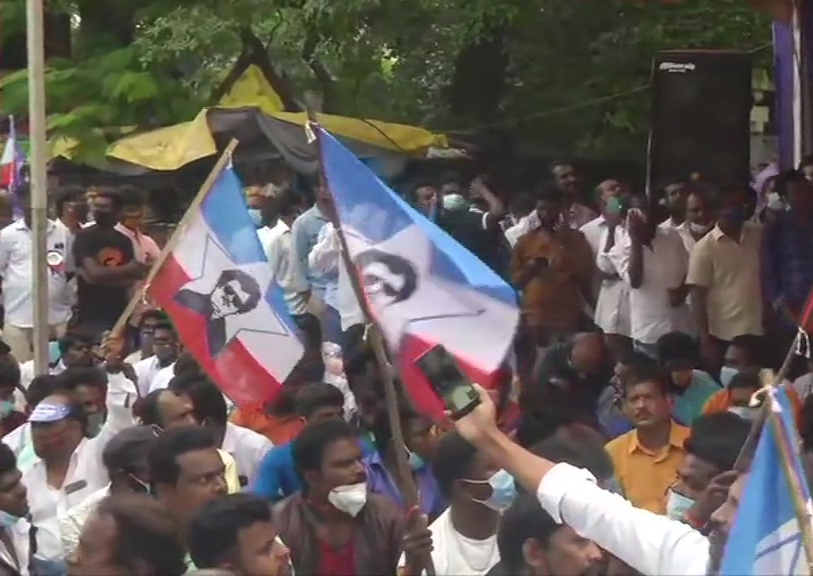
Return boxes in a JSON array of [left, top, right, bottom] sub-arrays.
[[720, 388, 812, 575], [317, 127, 518, 417]]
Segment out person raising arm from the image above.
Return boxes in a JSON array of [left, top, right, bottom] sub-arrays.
[[452, 385, 711, 576]]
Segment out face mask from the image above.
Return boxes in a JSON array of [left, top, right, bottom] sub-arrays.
[[407, 450, 426, 471], [86, 412, 105, 437], [466, 469, 517, 511], [665, 489, 695, 520], [442, 194, 468, 212], [689, 221, 714, 235], [128, 473, 152, 495], [0, 511, 21, 529], [0, 400, 14, 419], [766, 192, 785, 211], [247, 208, 263, 228], [728, 406, 761, 420], [92, 211, 116, 227], [327, 482, 368, 517], [719, 366, 739, 388]]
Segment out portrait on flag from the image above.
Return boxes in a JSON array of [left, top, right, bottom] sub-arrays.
[[148, 164, 303, 407]]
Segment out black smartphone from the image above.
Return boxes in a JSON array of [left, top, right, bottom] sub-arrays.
[[415, 344, 480, 419]]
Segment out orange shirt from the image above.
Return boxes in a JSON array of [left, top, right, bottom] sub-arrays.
[[703, 388, 803, 422], [510, 227, 593, 331], [605, 422, 690, 514], [230, 403, 304, 445]]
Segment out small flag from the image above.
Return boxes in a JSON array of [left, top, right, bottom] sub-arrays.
[[147, 163, 303, 407], [720, 387, 812, 575], [317, 128, 519, 418], [1, 115, 27, 216]]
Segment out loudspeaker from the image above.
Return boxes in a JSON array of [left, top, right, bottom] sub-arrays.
[[648, 50, 752, 190]]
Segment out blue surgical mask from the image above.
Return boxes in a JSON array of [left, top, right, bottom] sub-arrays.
[[665, 488, 695, 521], [465, 469, 517, 511], [0, 511, 21, 528], [0, 400, 14, 419], [247, 208, 263, 228], [407, 450, 426, 471], [720, 366, 739, 388]]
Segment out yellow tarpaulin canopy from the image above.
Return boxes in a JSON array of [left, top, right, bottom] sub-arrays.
[[106, 109, 447, 171], [270, 111, 447, 153], [106, 110, 216, 171], [217, 64, 285, 116]]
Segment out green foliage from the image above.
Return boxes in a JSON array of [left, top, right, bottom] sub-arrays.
[[0, 0, 772, 161]]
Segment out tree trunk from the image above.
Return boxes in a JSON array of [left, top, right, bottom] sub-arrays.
[[447, 27, 509, 125]]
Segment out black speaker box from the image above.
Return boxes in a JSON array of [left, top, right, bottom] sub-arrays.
[[648, 50, 752, 190]]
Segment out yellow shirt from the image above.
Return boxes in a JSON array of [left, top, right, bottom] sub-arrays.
[[605, 422, 690, 514], [218, 449, 241, 493]]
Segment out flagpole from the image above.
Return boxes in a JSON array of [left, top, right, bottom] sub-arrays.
[[733, 333, 801, 472], [765, 391, 813, 571], [306, 115, 435, 576], [104, 139, 239, 368], [26, 0, 50, 375]]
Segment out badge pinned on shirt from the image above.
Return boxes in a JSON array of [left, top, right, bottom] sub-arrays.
[[46, 250, 64, 267]]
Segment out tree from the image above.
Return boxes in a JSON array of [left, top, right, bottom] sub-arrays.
[[0, 0, 771, 161]]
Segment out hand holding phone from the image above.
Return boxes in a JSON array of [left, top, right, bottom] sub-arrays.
[[415, 345, 480, 420]]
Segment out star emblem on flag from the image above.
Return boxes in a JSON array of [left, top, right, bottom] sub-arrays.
[[173, 234, 292, 357]]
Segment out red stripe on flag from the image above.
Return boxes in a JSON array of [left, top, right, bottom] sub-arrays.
[[149, 256, 282, 408], [799, 287, 813, 334], [399, 333, 502, 423]]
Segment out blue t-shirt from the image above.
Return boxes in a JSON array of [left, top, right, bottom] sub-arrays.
[[251, 436, 375, 501]]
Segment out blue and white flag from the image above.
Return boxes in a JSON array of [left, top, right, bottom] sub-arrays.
[[317, 128, 518, 417], [720, 388, 812, 575]]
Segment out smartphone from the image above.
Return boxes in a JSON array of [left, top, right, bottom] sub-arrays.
[[414, 344, 480, 419]]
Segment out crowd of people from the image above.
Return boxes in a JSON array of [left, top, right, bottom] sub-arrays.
[[0, 156, 808, 576]]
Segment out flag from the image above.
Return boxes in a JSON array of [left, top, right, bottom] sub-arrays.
[[1, 115, 27, 211], [147, 162, 303, 408], [317, 127, 519, 418], [720, 387, 812, 575]]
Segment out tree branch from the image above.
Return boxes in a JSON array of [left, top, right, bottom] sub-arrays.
[[301, 26, 337, 113]]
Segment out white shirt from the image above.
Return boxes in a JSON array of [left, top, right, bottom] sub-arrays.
[[23, 372, 136, 560], [504, 212, 540, 248], [257, 220, 309, 316], [221, 423, 273, 486], [0, 220, 73, 327], [398, 508, 499, 576], [148, 363, 176, 393], [606, 227, 687, 343], [672, 222, 708, 336], [131, 356, 167, 397], [591, 221, 631, 337], [60, 485, 110, 556], [537, 462, 708, 576], [0, 518, 32, 576], [308, 223, 364, 332]]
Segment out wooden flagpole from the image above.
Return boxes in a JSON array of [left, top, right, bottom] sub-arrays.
[[104, 139, 240, 366], [305, 115, 435, 575]]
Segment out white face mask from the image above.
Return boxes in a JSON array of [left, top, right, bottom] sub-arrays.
[[327, 482, 368, 517], [688, 221, 714, 235]]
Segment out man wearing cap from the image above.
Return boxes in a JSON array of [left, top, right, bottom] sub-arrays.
[[22, 356, 136, 573], [59, 425, 158, 556]]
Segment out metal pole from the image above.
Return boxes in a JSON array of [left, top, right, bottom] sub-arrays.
[[26, 0, 50, 375]]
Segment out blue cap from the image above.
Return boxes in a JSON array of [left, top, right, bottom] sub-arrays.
[[28, 402, 72, 424]]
